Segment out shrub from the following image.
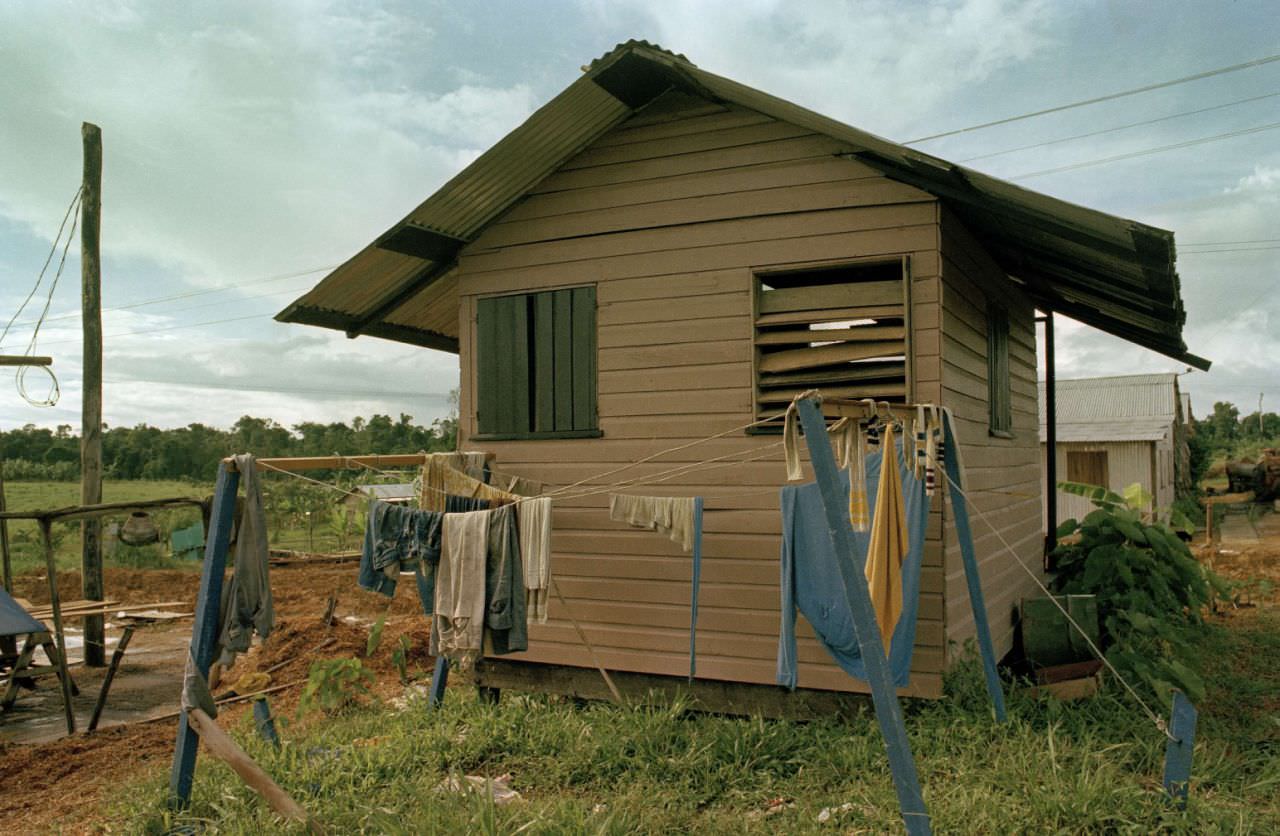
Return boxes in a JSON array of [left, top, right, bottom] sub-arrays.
[[1050, 482, 1226, 704], [298, 657, 375, 716]]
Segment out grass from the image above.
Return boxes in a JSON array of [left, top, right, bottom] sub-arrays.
[[113, 614, 1280, 834]]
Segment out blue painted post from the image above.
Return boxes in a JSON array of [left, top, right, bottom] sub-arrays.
[[689, 496, 703, 682], [941, 413, 1007, 723], [1162, 691, 1197, 808], [253, 698, 281, 749], [169, 461, 240, 807], [428, 656, 449, 708], [796, 397, 931, 836]]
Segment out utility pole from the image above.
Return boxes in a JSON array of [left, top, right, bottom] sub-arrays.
[[81, 122, 105, 667]]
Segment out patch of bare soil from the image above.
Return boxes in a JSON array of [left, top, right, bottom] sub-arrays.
[[0, 558, 438, 834]]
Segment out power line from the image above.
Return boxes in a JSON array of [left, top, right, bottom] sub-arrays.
[[1181, 238, 1280, 246], [906, 52, 1280, 144], [101, 375, 449, 400], [958, 90, 1280, 163], [1178, 245, 1280, 255], [1011, 119, 1280, 179], [6, 312, 272, 350], [1, 264, 335, 330]]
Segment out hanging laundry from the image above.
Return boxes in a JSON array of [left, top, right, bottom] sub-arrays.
[[357, 499, 445, 616], [609, 494, 697, 552], [420, 452, 492, 511], [776, 441, 929, 690], [422, 456, 520, 511], [432, 509, 490, 668], [518, 496, 552, 624], [485, 504, 527, 655], [446, 494, 491, 513], [215, 454, 274, 667], [847, 420, 870, 533], [488, 469, 543, 497], [865, 422, 909, 643]]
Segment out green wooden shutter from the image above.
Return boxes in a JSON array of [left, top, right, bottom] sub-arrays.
[[570, 286, 597, 431], [477, 294, 531, 435]]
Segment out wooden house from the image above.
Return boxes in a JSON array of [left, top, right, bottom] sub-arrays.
[[278, 42, 1206, 705], [1039, 374, 1192, 524]]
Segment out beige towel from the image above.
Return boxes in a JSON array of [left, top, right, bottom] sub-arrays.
[[609, 494, 696, 552], [489, 469, 544, 497], [432, 509, 490, 667], [518, 496, 553, 624], [422, 456, 520, 511]]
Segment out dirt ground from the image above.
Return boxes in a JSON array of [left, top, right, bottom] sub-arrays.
[[0, 558, 436, 834], [1, 511, 1277, 835]]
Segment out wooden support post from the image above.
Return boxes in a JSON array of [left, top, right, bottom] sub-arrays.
[[39, 519, 77, 734], [0, 459, 12, 593], [1, 634, 40, 711], [170, 462, 239, 807], [1042, 312, 1057, 568], [941, 414, 1008, 723], [187, 708, 320, 832], [795, 397, 931, 835], [88, 625, 135, 732], [1163, 691, 1198, 808], [81, 121, 105, 668]]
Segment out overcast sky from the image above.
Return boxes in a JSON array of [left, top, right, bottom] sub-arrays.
[[1, 0, 1277, 432]]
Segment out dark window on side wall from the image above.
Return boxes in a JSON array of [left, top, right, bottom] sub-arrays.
[[476, 286, 598, 439], [987, 303, 1012, 436], [1066, 450, 1109, 487]]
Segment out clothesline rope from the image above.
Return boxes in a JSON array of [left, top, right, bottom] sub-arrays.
[[937, 466, 1174, 741], [541, 406, 793, 498]]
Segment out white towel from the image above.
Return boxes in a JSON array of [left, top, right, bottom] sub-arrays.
[[518, 497, 553, 624], [432, 509, 490, 667]]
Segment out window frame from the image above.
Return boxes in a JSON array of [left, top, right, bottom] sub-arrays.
[[472, 285, 601, 441]]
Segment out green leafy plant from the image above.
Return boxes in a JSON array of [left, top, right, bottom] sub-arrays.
[[366, 613, 388, 657], [391, 635, 412, 685], [1051, 481, 1227, 704], [298, 657, 375, 716]]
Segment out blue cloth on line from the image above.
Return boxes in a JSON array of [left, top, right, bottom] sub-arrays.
[[776, 441, 929, 690]]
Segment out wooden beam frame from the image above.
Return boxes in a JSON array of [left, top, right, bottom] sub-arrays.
[[0, 355, 53, 367]]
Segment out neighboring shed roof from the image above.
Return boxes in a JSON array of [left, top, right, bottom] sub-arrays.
[[342, 483, 416, 504], [1038, 373, 1180, 442], [278, 40, 1209, 370]]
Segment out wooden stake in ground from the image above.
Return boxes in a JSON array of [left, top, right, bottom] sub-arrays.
[[186, 708, 321, 833], [88, 625, 135, 732], [0, 458, 12, 593], [39, 519, 77, 734], [80, 121, 105, 668]]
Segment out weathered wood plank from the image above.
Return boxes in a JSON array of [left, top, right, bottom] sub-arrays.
[[758, 340, 904, 374], [758, 279, 904, 315], [756, 324, 906, 345]]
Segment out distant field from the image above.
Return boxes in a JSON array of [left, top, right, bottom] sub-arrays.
[[2, 478, 356, 578], [2, 480, 210, 577]]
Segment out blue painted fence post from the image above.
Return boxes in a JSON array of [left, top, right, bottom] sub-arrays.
[[1162, 690, 1197, 808], [689, 496, 703, 682], [253, 698, 281, 749], [941, 413, 1007, 722], [796, 397, 931, 836], [429, 656, 449, 708], [169, 461, 240, 807]]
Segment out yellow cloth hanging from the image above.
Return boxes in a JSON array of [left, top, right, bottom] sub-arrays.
[[865, 423, 907, 644]]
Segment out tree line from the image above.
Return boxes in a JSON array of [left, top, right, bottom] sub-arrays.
[[1188, 401, 1279, 484], [0, 412, 458, 482]]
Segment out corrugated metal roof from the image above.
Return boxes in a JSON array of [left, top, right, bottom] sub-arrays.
[[277, 40, 1209, 370], [1038, 373, 1180, 442]]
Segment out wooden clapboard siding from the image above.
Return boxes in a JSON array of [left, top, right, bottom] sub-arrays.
[[453, 91, 947, 699], [937, 206, 1046, 663]]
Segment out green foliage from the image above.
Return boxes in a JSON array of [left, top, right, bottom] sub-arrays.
[[366, 613, 388, 657], [391, 635, 413, 685], [0, 408, 456, 482], [297, 658, 375, 716], [1051, 481, 1226, 704]]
